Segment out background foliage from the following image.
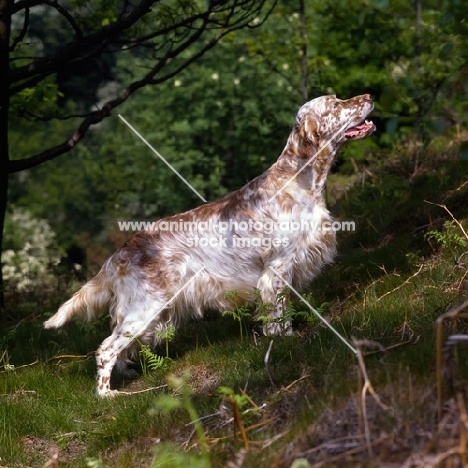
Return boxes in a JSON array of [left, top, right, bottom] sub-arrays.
[[4, 0, 467, 286]]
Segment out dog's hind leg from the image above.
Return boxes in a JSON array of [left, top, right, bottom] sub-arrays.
[[95, 328, 134, 397], [95, 301, 166, 397]]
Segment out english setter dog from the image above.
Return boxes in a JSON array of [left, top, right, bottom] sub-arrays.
[[45, 94, 375, 396]]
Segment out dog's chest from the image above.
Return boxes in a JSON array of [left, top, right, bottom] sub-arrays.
[[273, 197, 337, 278]]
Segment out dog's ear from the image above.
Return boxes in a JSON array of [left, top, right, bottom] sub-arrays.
[[302, 113, 320, 148], [295, 112, 320, 158]]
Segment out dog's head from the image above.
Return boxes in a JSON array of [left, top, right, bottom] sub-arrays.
[[297, 94, 375, 151]]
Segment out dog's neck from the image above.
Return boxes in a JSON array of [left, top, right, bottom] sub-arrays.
[[273, 129, 339, 197]]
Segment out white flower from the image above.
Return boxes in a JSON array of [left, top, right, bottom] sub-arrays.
[[211, 73, 219, 81], [282, 63, 289, 70], [233, 78, 240, 86], [2, 207, 60, 292], [174, 80, 182, 87]]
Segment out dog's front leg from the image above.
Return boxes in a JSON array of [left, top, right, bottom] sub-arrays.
[[257, 267, 293, 336]]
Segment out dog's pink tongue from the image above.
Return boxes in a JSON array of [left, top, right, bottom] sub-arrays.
[[344, 121, 374, 138]]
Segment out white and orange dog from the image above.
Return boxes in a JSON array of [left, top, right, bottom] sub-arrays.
[[45, 94, 375, 396]]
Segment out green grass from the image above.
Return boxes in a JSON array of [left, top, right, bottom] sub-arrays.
[[1, 159, 468, 467]]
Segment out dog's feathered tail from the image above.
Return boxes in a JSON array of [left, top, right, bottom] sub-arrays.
[[44, 262, 114, 329]]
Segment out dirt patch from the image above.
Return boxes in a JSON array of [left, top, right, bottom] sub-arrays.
[[21, 436, 86, 467]]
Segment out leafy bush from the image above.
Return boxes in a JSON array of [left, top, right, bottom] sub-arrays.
[[1, 206, 60, 292]]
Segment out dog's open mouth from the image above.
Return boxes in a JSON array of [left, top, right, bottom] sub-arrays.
[[344, 120, 376, 140]]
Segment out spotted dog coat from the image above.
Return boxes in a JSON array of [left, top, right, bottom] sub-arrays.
[[44, 94, 375, 396]]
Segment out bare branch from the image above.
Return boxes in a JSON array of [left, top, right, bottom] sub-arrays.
[[7, 0, 273, 172], [9, 6, 29, 52], [424, 200, 468, 242], [264, 339, 275, 388], [42, 0, 84, 40], [111, 12, 210, 46], [8, 0, 156, 87], [10, 36, 112, 96], [376, 264, 424, 302], [10, 0, 43, 15], [22, 109, 90, 121], [8, 0, 273, 96], [8, 30, 223, 173]]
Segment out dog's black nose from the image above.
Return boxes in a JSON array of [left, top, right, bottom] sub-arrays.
[[364, 93, 372, 102]]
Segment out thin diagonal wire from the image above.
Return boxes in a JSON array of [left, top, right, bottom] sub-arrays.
[[268, 121, 349, 203], [118, 114, 207, 203], [117, 266, 206, 353], [269, 266, 356, 354]]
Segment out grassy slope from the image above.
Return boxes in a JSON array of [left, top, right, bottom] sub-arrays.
[[1, 158, 467, 468]]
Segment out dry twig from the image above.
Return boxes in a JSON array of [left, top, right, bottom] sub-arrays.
[[441, 180, 468, 203], [281, 374, 310, 393], [363, 335, 420, 356], [118, 384, 167, 395], [376, 264, 424, 302], [425, 200, 468, 242], [45, 353, 94, 362], [0, 360, 39, 373], [353, 339, 390, 457]]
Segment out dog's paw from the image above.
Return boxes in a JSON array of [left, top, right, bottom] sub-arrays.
[[97, 388, 120, 398]]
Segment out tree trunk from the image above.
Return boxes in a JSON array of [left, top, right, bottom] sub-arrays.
[[299, 0, 308, 101], [0, 157, 7, 312], [0, 0, 11, 311], [413, 0, 423, 176]]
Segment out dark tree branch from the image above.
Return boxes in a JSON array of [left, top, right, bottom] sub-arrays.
[[22, 109, 90, 121], [7, 0, 274, 171], [9, 0, 273, 97], [9, 5, 29, 52], [42, 0, 83, 40], [9, 38, 111, 95], [118, 0, 131, 21], [8, 29, 224, 173], [10, 0, 43, 15], [111, 12, 210, 46], [8, 0, 156, 86]]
